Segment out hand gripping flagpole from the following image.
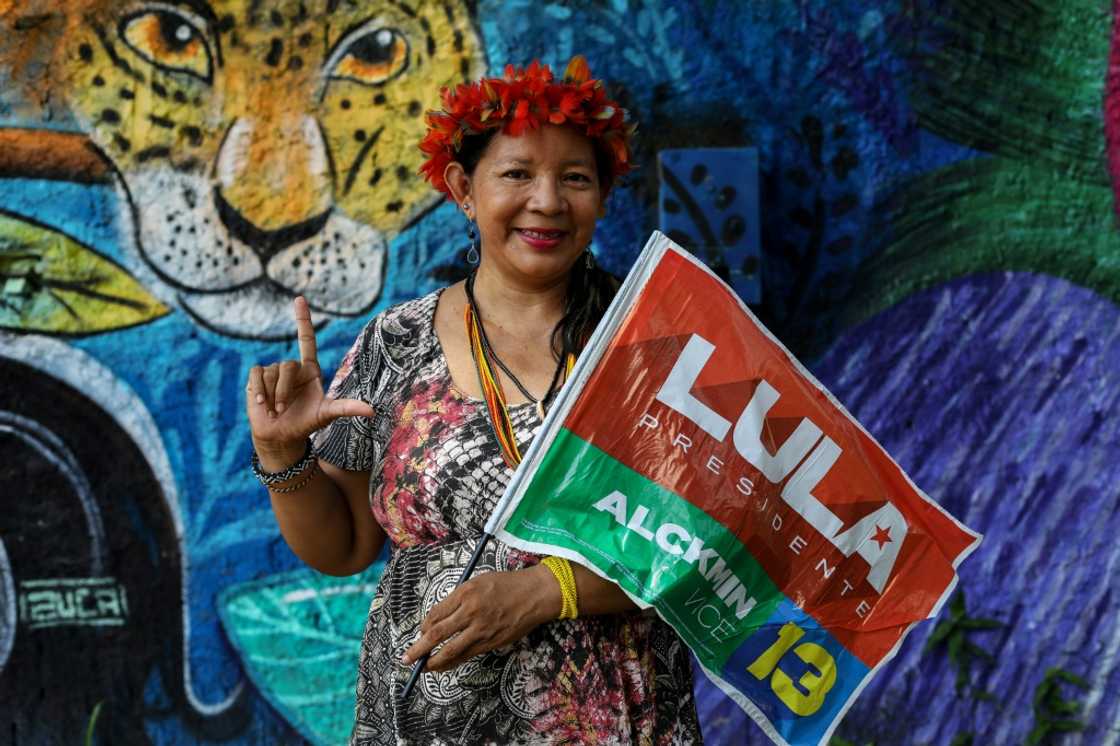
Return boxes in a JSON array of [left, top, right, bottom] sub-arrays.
[[399, 410, 559, 701], [397, 385, 570, 702], [398, 410, 568, 701], [400, 532, 493, 700], [399, 233, 666, 703]]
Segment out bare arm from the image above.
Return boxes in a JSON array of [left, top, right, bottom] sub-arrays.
[[261, 447, 385, 576], [248, 296, 385, 576], [570, 561, 638, 615], [403, 557, 637, 672]]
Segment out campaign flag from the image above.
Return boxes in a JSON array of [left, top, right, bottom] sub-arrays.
[[488, 232, 982, 746]]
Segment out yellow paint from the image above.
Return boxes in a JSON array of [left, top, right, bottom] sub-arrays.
[[122, 12, 211, 80], [53, 0, 485, 234], [3, 0, 487, 336], [335, 31, 408, 85]]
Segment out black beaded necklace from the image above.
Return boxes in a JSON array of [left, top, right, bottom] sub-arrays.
[[464, 271, 570, 421]]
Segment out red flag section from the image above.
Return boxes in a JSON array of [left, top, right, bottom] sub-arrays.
[[565, 249, 978, 666]]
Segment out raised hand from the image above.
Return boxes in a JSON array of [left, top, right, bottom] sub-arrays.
[[246, 296, 374, 468]]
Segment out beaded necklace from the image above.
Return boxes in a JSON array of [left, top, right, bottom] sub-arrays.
[[463, 272, 575, 469]]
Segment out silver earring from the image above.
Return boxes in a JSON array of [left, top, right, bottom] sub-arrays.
[[584, 247, 596, 270], [467, 220, 479, 265]]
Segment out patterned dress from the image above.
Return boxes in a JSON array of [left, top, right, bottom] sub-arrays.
[[314, 289, 702, 745]]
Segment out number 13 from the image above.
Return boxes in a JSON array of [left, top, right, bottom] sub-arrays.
[[747, 621, 837, 716]]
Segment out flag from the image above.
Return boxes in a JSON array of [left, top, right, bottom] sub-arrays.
[[489, 231, 982, 746]]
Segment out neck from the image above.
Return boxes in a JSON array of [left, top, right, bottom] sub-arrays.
[[470, 262, 569, 333]]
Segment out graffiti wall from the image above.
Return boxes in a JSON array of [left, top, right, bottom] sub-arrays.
[[1, 0, 1116, 743]]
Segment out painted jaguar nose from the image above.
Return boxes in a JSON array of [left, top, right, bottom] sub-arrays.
[[212, 114, 333, 257], [213, 186, 331, 259]]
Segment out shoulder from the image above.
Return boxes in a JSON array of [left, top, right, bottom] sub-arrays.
[[360, 288, 443, 371], [376, 289, 440, 341]]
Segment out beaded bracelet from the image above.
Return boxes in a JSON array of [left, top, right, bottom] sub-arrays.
[[268, 460, 320, 494], [251, 438, 316, 487], [541, 556, 579, 620]]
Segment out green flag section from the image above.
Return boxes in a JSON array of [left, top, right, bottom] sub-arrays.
[[503, 427, 782, 664], [499, 428, 872, 746]]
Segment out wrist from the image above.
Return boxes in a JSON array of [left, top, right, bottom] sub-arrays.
[[253, 439, 310, 472], [251, 438, 317, 491], [528, 563, 564, 624], [538, 557, 579, 621]]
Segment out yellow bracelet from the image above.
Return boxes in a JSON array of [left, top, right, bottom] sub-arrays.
[[541, 556, 579, 620]]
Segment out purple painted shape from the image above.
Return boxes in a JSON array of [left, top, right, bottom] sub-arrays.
[[694, 272, 1120, 744]]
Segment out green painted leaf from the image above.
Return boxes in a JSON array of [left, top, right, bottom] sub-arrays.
[[851, 157, 1120, 323], [904, 0, 1110, 182], [0, 210, 168, 334], [218, 563, 385, 746], [1047, 668, 1090, 689]]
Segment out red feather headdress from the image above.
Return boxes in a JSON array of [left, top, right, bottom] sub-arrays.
[[418, 56, 636, 198]]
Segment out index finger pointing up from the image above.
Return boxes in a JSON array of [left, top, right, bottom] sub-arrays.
[[292, 296, 319, 365]]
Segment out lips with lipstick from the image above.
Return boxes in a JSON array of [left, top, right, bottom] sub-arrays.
[[515, 227, 569, 250]]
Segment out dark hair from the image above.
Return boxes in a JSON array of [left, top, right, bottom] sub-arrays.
[[457, 130, 619, 360]]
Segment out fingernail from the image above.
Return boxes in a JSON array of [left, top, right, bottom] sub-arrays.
[[255, 394, 264, 404], [276, 402, 286, 413], [268, 410, 277, 419]]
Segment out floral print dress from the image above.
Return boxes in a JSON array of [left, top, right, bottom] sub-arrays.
[[314, 289, 702, 745]]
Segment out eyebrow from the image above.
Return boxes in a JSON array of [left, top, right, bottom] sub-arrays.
[[496, 157, 594, 167]]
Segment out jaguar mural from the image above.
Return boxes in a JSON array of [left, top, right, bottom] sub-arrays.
[[1, 0, 485, 338]]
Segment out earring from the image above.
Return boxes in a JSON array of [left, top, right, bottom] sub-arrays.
[[466, 220, 479, 265], [584, 247, 596, 271]]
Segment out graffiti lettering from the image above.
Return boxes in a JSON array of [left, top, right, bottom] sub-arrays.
[[17, 577, 128, 629]]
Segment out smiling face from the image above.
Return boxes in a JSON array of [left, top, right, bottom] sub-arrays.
[[450, 125, 604, 288], [45, 0, 484, 338]]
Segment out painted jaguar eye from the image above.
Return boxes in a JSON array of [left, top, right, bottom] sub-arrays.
[[329, 26, 409, 86], [120, 9, 213, 82]]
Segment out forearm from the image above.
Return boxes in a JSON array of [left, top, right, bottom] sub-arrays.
[[245, 294, 382, 575], [268, 467, 357, 574], [405, 557, 641, 672], [527, 558, 638, 624], [261, 445, 382, 575], [572, 561, 638, 615]]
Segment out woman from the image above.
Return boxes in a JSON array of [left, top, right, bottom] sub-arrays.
[[246, 57, 702, 744]]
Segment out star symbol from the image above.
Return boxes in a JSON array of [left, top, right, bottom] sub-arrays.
[[871, 524, 892, 549]]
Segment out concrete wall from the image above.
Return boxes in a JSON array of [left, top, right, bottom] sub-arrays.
[[1, 1, 1117, 743]]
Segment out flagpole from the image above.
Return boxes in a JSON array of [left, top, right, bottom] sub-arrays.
[[480, 232, 668, 541], [400, 532, 493, 701]]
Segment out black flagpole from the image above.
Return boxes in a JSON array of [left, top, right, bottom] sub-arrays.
[[400, 532, 492, 701]]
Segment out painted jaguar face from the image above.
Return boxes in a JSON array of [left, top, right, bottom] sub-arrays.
[[57, 0, 485, 338]]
